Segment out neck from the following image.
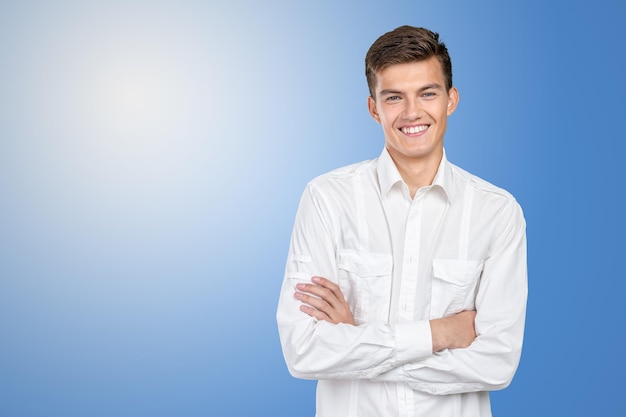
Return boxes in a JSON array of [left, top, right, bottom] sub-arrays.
[[388, 148, 443, 198]]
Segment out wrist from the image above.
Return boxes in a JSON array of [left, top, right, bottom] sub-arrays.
[[429, 318, 447, 352]]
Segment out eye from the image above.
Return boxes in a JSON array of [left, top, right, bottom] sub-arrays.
[[422, 91, 436, 98], [385, 95, 401, 102]]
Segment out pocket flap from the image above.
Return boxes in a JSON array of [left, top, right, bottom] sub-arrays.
[[432, 259, 483, 286]]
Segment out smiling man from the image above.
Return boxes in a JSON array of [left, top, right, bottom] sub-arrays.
[[277, 26, 527, 417]]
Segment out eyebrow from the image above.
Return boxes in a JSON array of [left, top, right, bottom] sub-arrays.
[[379, 83, 444, 96]]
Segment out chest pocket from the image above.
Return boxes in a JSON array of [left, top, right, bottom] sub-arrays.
[[431, 259, 483, 318], [337, 251, 392, 324]]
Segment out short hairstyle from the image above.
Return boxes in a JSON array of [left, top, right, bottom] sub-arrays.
[[365, 26, 453, 97]]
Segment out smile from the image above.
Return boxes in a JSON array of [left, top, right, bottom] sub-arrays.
[[400, 125, 429, 135]]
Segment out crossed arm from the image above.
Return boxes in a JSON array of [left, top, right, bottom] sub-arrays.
[[278, 185, 527, 393], [295, 276, 477, 352]]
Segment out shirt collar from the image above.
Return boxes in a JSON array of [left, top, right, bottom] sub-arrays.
[[377, 147, 404, 196], [377, 147, 453, 203]]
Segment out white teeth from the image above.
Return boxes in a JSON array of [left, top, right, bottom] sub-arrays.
[[402, 125, 428, 134]]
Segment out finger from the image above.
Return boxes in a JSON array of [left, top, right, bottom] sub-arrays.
[[295, 291, 337, 323], [295, 290, 354, 325], [311, 276, 348, 303], [294, 290, 333, 314], [295, 289, 350, 324], [296, 283, 340, 308], [308, 277, 350, 310], [299, 304, 330, 321]]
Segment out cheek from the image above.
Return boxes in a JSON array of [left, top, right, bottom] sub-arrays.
[[379, 110, 399, 128], [381, 119, 398, 134]]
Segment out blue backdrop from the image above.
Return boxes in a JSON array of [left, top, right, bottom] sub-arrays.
[[1, 1, 624, 416]]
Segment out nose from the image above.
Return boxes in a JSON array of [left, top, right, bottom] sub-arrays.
[[403, 97, 422, 120]]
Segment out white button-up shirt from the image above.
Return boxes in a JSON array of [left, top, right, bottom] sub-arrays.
[[277, 148, 527, 417]]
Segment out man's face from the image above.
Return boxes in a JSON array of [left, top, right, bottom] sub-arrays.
[[367, 57, 459, 166]]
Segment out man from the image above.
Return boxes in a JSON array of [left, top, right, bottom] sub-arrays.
[[276, 25, 527, 417]]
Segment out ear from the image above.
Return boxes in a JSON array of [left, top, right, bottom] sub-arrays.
[[367, 96, 381, 123], [446, 87, 459, 116]]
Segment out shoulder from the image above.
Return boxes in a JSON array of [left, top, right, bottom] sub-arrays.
[[448, 163, 526, 244], [448, 162, 523, 216], [306, 158, 377, 193], [296, 158, 378, 222], [449, 162, 516, 200]]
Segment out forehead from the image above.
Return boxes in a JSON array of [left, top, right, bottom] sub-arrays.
[[374, 57, 445, 91]]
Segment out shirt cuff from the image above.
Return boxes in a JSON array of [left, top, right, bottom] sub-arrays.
[[395, 320, 433, 363]]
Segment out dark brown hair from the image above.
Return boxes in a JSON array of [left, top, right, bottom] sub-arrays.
[[365, 26, 453, 97]]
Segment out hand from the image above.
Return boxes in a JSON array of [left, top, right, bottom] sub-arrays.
[[295, 276, 355, 325], [430, 310, 477, 352]]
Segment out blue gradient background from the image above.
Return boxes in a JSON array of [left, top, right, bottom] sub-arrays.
[[1, 1, 624, 416]]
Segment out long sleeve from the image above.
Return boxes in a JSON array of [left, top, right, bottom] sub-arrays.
[[276, 152, 526, 416], [276, 183, 433, 380], [373, 199, 528, 394]]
